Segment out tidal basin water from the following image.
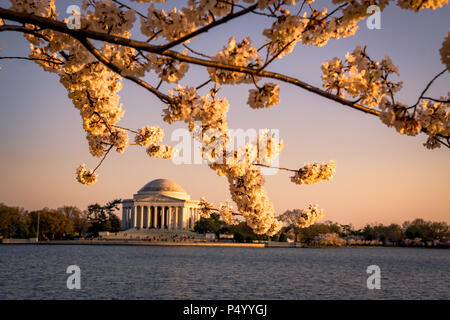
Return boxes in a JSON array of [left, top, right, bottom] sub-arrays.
[[0, 245, 449, 299]]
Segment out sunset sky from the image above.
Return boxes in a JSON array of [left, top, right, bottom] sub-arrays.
[[0, 1, 449, 228]]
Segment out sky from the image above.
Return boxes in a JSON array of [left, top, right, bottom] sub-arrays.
[[0, 0, 449, 228]]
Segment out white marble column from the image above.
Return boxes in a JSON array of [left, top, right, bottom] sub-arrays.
[[123, 208, 126, 229], [151, 206, 156, 228], [123, 207, 126, 229], [122, 207, 126, 230], [183, 206, 188, 230], [132, 206, 137, 228], [181, 206, 185, 229], [170, 207, 176, 229], [167, 207, 170, 229], [130, 207, 133, 228], [122, 206, 126, 230], [136, 206, 139, 229], [161, 207, 167, 229], [157, 206, 161, 229], [174, 207, 178, 229]]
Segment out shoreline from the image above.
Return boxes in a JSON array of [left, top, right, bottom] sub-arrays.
[[0, 239, 266, 248], [1, 239, 449, 249]]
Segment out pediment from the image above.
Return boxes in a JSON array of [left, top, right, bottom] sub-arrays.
[[133, 194, 186, 203]]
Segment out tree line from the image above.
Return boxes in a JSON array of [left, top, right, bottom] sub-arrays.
[[0, 200, 121, 240], [194, 211, 450, 246]]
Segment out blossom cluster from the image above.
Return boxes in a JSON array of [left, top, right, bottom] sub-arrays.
[[103, 44, 150, 78], [209, 132, 285, 236], [396, 0, 448, 11], [418, 99, 450, 140], [379, 97, 449, 149], [134, 126, 164, 146], [146, 144, 175, 159], [321, 46, 403, 107], [188, 0, 235, 18], [290, 160, 336, 185], [10, 0, 57, 18], [218, 202, 238, 225], [198, 197, 215, 218], [146, 51, 189, 83], [441, 32, 450, 72], [83, 0, 136, 37], [59, 61, 126, 149], [295, 204, 324, 228], [164, 85, 229, 133], [278, 204, 324, 228], [263, 14, 308, 58], [76, 164, 98, 186], [28, 44, 64, 72], [207, 37, 262, 85], [256, 129, 285, 165], [379, 100, 420, 136], [261, 1, 388, 56], [247, 83, 280, 109], [140, 4, 198, 43], [198, 197, 238, 225]]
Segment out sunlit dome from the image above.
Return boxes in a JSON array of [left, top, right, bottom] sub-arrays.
[[139, 179, 186, 193], [134, 179, 190, 200]]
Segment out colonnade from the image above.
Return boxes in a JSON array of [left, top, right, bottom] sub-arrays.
[[122, 205, 200, 230]]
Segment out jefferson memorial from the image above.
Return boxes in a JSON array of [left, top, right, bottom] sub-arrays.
[[122, 179, 201, 231]]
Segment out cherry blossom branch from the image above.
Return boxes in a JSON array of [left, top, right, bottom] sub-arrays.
[[412, 68, 447, 108], [112, 124, 138, 134], [75, 36, 171, 104], [111, 0, 147, 20], [253, 163, 298, 173], [92, 144, 114, 174], [0, 7, 381, 116], [422, 97, 450, 103], [196, 79, 212, 90], [0, 56, 63, 64], [217, 1, 276, 18], [201, 206, 242, 216], [434, 136, 450, 148], [157, 3, 258, 51], [182, 44, 212, 59], [0, 24, 44, 36], [0, 24, 70, 60]]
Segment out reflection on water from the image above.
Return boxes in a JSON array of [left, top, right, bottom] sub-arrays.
[[0, 245, 448, 299]]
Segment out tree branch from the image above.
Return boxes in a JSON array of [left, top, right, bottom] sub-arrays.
[[157, 4, 258, 52], [0, 7, 381, 116], [412, 69, 447, 108], [0, 55, 63, 64], [75, 36, 171, 104]]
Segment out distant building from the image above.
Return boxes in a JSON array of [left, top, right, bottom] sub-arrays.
[[122, 179, 200, 231]]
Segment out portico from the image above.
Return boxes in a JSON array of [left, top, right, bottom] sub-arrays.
[[122, 179, 200, 231]]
